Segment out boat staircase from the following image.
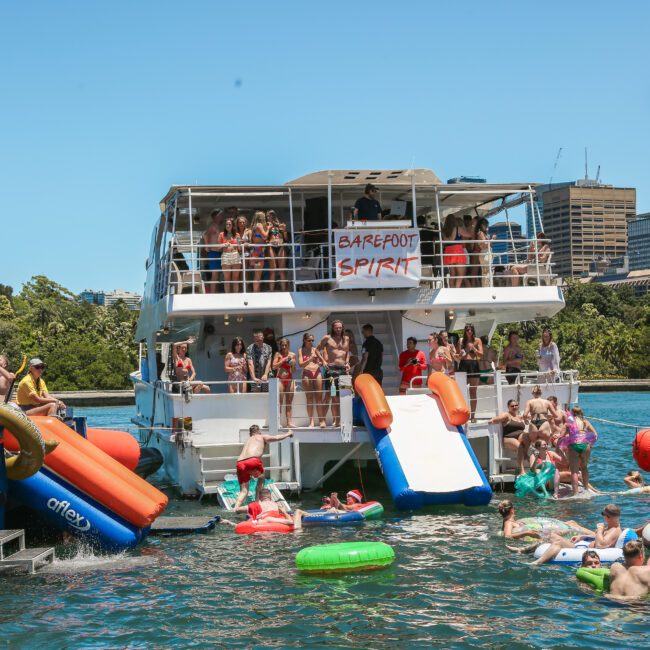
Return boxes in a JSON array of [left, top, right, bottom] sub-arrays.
[[341, 311, 402, 396], [196, 434, 299, 509], [0, 529, 55, 574]]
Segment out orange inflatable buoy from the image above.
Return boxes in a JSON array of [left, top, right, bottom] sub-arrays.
[[354, 374, 393, 429], [427, 373, 470, 426], [633, 429, 650, 472]]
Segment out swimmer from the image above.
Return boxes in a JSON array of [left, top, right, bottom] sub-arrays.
[[608, 540, 650, 599], [581, 550, 602, 568], [529, 440, 561, 499], [328, 489, 365, 512], [498, 500, 541, 540], [623, 470, 650, 493]]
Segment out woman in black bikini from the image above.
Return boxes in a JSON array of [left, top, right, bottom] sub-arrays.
[[298, 332, 326, 428], [490, 399, 526, 455], [519, 385, 560, 475], [456, 324, 483, 420]]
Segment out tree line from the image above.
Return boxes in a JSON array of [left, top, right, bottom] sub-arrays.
[[0, 275, 648, 391]]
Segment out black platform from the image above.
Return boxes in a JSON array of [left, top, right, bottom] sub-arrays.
[[150, 515, 221, 536]]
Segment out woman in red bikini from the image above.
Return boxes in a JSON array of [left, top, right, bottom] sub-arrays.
[[272, 337, 296, 428], [172, 340, 210, 394], [250, 211, 269, 292], [298, 332, 326, 428]]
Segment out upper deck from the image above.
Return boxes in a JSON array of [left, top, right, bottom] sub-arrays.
[[137, 170, 561, 339]]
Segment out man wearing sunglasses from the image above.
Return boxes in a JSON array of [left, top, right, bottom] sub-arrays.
[[15, 358, 66, 416]]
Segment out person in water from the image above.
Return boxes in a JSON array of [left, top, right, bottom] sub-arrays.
[[233, 424, 294, 509], [529, 439, 561, 499], [327, 489, 366, 512], [608, 540, 650, 599], [581, 550, 601, 568], [497, 499, 582, 541], [234, 487, 305, 530], [623, 470, 647, 491], [531, 504, 623, 566]]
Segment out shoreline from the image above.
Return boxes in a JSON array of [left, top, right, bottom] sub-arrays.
[[48, 380, 650, 407]]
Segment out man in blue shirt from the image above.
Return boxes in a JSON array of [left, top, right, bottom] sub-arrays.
[[353, 184, 382, 221]]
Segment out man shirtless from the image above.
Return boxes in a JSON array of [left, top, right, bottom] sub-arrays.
[[202, 209, 224, 293], [233, 424, 294, 509], [318, 320, 350, 427], [531, 503, 623, 566], [609, 540, 650, 598], [0, 355, 15, 402]]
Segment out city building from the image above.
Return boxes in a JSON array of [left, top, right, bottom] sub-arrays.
[[489, 221, 522, 266], [628, 212, 650, 271], [79, 289, 142, 310], [540, 182, 636, 278], [525, 181, 575, 238], [446, 176, 486, 184]]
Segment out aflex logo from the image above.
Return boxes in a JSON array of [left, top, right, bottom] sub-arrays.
[[46, 498, 91, 532]]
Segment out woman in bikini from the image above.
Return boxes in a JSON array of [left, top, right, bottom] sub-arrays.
[[250, 211, 269, 292], [456, 324, 483, 420], [529, 439, 561, 499], [560, 405, 597, 497], [428, 331, 452, 375], [235, 215, 251, 292], [298, 332, 326, 428], [266, 210, 286, 292], [172, 340, 210, 394], [490, 399, 526, 455], [519, 385, 559, 475], [224, 337, 248, 394], [218, 217, 242, 293], [272, 337, 296, 428]]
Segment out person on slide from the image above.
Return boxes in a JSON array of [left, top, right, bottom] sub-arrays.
[[233, 424, 294, 509], [608, 540, 650, 599], [232, 488, 305, 529], [531, 504, 623, 566]]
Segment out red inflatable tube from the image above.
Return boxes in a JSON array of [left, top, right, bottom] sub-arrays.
[[354, 374, 393, 429], [235, 520, 294, 534], [4, 417, 167, 528], [633, 429, 650, 472], [427, 373, 470, 426], [86, 427, 140, 471]]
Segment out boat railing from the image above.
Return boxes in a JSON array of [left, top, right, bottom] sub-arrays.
[[156, 234, 557, 298]]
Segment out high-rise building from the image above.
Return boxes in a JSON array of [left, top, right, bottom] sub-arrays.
[[489, 221, 522, 266], [79, 289, 142, 310], [80, 290, 105, 306], [526, 182, 575, 237], [628, 212, 650, 271], [541, 183, 636, 278]]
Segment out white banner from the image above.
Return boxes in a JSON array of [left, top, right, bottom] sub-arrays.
[[334, 228, 421, 289]]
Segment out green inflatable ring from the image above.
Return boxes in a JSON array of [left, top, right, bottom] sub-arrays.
[[576, 567, 610, 594], [296, 541, 395, 573]]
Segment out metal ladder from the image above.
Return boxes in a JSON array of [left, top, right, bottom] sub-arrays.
[[0, 529, 55, 574]]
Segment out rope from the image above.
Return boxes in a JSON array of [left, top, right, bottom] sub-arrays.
[[356, 453, 367, 502], [586, 415, 646, 431]]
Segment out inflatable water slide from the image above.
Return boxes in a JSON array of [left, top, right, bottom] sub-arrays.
[[354, 373, 492, 510], [4, 414, 167, 552]]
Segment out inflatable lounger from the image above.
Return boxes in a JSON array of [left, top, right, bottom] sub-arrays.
[[533, 528, 638, 564], [302, 501, 384, 526]]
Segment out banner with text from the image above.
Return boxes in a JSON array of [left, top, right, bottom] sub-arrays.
[[334, 228, 421, 289]]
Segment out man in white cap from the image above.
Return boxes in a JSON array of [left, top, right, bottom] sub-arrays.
[[15, 358, 66, 416]]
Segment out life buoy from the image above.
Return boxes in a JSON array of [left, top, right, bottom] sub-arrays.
[[0, 405, 57, 480]]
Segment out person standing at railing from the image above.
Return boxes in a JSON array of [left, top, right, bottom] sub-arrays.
[[318, 320, 350, 428], [298, 332, 326, 428], [172, 340, 210, 394], [202, 209, 224, 294], [428, 331, 454, 376], [249, 211, 269, 292], [358, 324, 384, 386], [537, 328, 561, 382], [441, 214, 471, 288], [266, 210, 287, 292], [475, 218, 496, 287], [235, 215, 251, 292], [272, 338, 296, 428], [353, 184, 382, 221], [501, 331, 524, 385], [456, 324, 483, 421], [247, 331, 273, 393], [224, 337, 248, 394], [218, 217, 243, 293], [398, 337, 427, 394], [509, 232, 551, 286]]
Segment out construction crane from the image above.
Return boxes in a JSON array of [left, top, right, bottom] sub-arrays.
[[595, 165, 601, 183], [549, 147, 562, 185]]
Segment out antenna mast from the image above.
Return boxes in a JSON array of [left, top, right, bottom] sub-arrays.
[[584, 147, 589, 180]]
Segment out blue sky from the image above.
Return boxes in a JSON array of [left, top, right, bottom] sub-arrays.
[[2, 1, 648, 294]]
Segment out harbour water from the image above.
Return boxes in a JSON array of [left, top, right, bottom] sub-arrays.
[[1, 393, 648, 648]]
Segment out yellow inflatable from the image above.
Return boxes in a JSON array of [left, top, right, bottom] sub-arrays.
[[0, 405, 58, 480]]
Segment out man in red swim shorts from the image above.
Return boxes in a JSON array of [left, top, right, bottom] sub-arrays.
[[233, 424, 294, 509]]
